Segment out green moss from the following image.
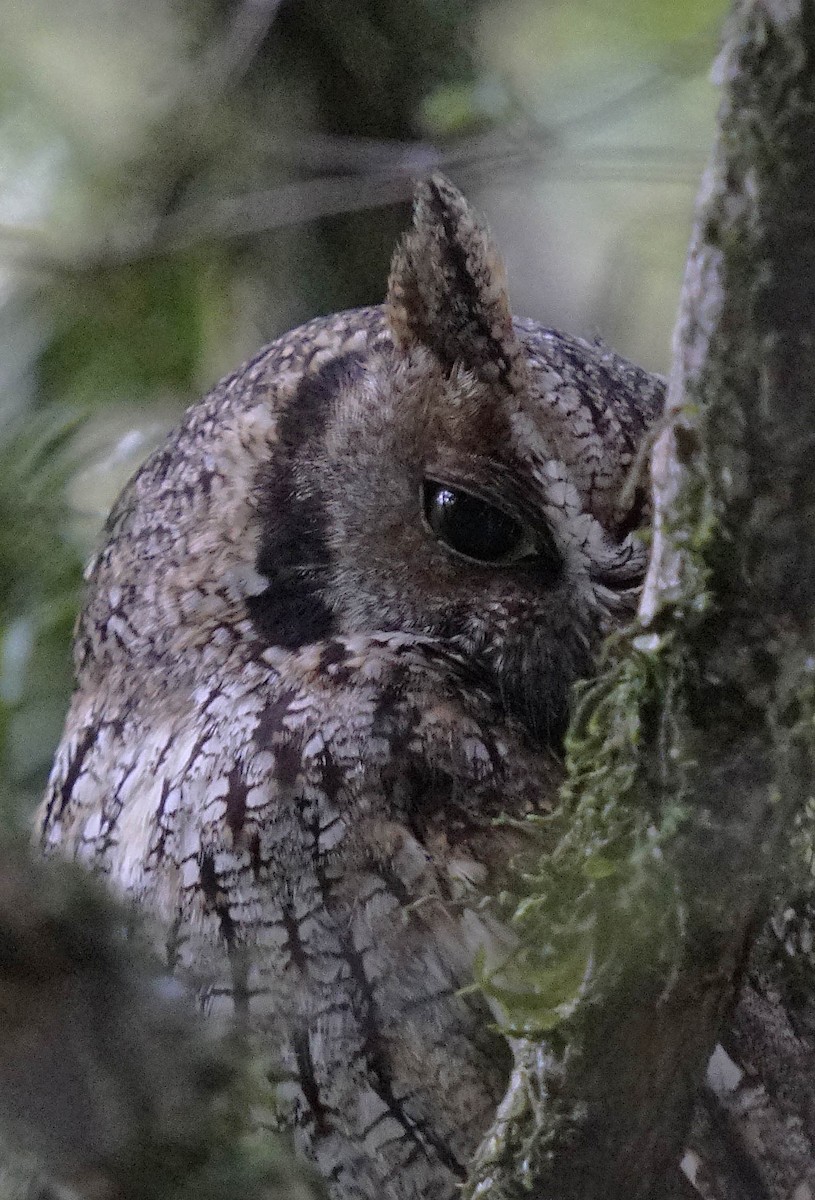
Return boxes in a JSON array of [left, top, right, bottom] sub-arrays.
[[479, 637, 684, 1032], [479, 416, 723, 1036]]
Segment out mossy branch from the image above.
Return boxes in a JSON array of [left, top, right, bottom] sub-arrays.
[[464, 2, 815, 1196]]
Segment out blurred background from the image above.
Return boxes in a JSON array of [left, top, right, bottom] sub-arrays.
[[0, 0, 726, 817]]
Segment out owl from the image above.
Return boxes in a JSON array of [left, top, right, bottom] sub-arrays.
[[38, 177, 664, 1200]]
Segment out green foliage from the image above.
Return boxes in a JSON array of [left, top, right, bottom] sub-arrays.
[[420, 79, 512, 138], [39, 254, 219, 406], [0, 412, 84, 816], [562, 0, 728, 47]]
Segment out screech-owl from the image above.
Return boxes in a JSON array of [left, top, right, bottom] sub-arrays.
[[38, 177, 664, 1200]]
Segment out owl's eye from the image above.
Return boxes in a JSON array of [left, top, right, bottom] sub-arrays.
[[423, 480, 547, 566]]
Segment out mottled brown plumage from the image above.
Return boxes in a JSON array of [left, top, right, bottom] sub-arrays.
[[38, 177, 664, 1200]]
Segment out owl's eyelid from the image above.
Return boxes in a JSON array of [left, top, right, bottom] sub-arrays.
[[422, 455, 553, 531], [422, 472, 526, 527]]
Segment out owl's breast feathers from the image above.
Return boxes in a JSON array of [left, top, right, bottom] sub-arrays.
[[41, 630, 555, 1195]]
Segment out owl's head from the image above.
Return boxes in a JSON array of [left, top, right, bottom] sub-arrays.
[[246, 177, 663, 744], [81, 177, 663, 748]]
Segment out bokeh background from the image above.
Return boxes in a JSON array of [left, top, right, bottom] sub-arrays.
[[0, 0, 726, 817]]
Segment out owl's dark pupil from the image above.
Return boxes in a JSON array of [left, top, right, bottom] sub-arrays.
[[424, 481, 524, 563]]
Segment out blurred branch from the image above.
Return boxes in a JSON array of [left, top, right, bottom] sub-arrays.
[[158, 139, 702, 248], [0, 835, 321, 1200], [203, 0, 287, 91], [0, 3, 723, 277], [0, 134, 705, 273]]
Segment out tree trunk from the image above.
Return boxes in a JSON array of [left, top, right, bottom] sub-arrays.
[[464, 1, 815, 1196]]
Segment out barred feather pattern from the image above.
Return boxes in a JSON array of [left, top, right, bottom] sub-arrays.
[[38, 179, 664, 1199]]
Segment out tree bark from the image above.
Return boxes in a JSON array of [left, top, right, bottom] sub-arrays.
[[464, 1, 815, 1196]]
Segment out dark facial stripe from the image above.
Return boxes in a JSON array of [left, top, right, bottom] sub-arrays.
[[248, 353, 364, 650]]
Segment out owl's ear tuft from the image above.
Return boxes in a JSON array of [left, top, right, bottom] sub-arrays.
[[386, 175, 526, 387]]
